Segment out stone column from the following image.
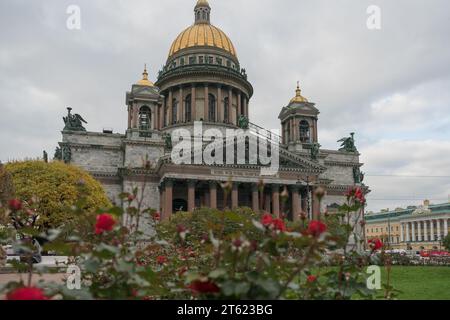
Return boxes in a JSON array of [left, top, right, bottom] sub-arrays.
[[423, 221, 428, 241], [188, 180, 196, 212], [204, 84, 209, 121], [264, 193, 271, 212], [127, 105, 132, 129], [272, 185, 280, 217], [417, 221, 421, 242], [244, 96, 248, 118], [251, 184, 259, 213], [191, 85, 196, 121], [179, 86, 183, 123], [444, 218, 449, 237], [160, 103, 164, 128], [168, 90, 173, 125], [228, 88, 234, 124], [430, 220, 434, 241], [237, 92, 242, 117], [217, 85, 223, 123], [164, 180, 173, 220], [437, 219, 441, 240], [231, 183, 239, 209], [293, 118, 298, 141], [156, 104, 160, 129], [291, 186, 301, 221], [160, 188, 166, 217], [209, 181, 217, 209], [406, 222, 410, 242], [411, 222, 416, 242], [400, 223, 404, 242], [312, 187, 321, 220]]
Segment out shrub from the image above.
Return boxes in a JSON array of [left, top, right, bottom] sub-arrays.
[[3, 160, 111, 229], [443, 234, 450, 251], [0, 163, 14, 205]]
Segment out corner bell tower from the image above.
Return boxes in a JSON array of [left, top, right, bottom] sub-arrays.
[[125, 66, 163, 136], [278, 83, 320, 152]]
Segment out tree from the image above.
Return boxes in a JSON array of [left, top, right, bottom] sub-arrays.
[[443, 234, 450, 251], [0, 162, 15, 205], [3, 160, 111, 229]]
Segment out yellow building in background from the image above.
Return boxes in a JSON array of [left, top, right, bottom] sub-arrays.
[[365, 201, 450, 251]]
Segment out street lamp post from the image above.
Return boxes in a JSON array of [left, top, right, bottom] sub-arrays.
[[387, 211, 391, 250], [306, 176, 311, 220]]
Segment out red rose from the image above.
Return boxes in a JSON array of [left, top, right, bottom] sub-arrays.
[[261, 213, 273, 226], [354, 188, 366, 204], [368, 238, 383, 251], [272, 218, 286, 232], [8, 199, 22, 211], [345, 187, 366, 204], [7, 287, 48, 300], [127, 195, 136, 202], [300, 212, 307, 221], [308, 220, 327, 237], [153, 212, 161, 221], [188, 280, 220, 294], [177, 225, 187, 234], [232, 238, 243, 248], [156, 256, 167, 265], [95, 213, 116, 235], [307, 275, 317, 283], [178, 266, 188, 277]]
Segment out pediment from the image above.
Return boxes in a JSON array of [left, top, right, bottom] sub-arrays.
[[168, 130, 326, 174], [132, 85, 160, 96]]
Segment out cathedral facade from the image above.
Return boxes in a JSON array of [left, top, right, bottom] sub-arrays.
[[57, 1, 367, 233]]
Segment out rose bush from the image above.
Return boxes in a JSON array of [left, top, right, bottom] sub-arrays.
[[0, 182, 398, 300]]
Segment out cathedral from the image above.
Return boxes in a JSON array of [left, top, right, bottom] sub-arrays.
[[57, 0, 366, 229]]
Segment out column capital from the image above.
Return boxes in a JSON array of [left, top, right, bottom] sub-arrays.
[[188, 180, 197, 187], [164, 178, 174, 187], [271, 184, 280, 192], [209, 180, 218, 188]]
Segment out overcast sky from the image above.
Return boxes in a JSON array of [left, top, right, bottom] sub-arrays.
[[1, 0, 450, 212]]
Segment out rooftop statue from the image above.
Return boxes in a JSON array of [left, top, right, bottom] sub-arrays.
[[238, 114, 249, 129], [310, 142, 321, 161], [63, 107, 87, 132], [338, 132, 358, 153], [353, 166, 365, 184]]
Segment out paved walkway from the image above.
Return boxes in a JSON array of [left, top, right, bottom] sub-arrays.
[[5, 256, 69, 267]]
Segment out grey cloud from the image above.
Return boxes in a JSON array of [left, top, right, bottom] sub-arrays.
[[1, 0, 450, 212]]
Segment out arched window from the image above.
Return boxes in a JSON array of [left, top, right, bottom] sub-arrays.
[[139, 106, 151, 131], [208, 94, 216, 122], [172, 99, 178, 124], [223, 97, 229, 123], [299, 120, 310, 142], [185, 94, 192, 122]]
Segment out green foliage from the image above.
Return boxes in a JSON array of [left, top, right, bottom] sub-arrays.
[[0, 186, 388, 300], [0, 163, 14, 205], [443, 234, 450, 251], [3, 160, 111, 229]]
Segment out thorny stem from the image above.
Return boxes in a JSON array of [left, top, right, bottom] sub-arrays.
[[276, 240, 318, 299]]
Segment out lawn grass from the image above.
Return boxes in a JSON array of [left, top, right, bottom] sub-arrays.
[[380, 266, 450, 300]]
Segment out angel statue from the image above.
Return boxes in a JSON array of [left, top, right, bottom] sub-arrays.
[[63, 107, 87, 131], [338, 132, 358, 153]]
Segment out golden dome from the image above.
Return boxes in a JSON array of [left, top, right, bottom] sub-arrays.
[[168, 23, 237, 59], [136, 65, 155, 87], [290, 82, 308, 104], [195, 0, 210, 8]]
